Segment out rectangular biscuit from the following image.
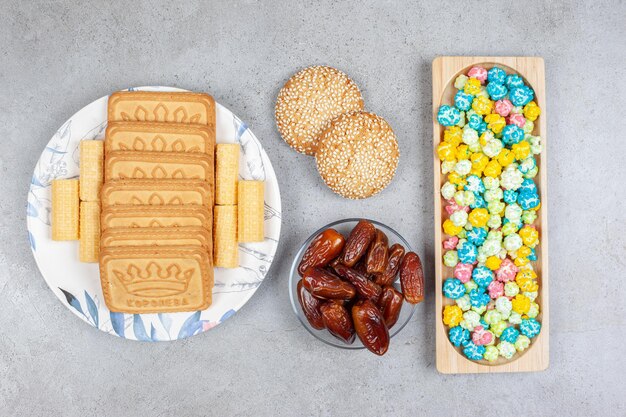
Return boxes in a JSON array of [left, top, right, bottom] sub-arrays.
[[80, 201, 100, 262], [101, 226, 211, 250], [237, 180, 265, 242], [213, 205, 238, 268], [51, 179, 80, 240], [215, 144, 239, 205], [105, 121, 215, 154], [99, 246, 213, 314], [105, 151, 214, 185], [108, 91, 215, 126], [101, 180, 213, 207], [79, 140, 104, 201], [101, 205, 212, 231]]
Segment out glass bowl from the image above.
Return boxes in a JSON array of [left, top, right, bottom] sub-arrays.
[[289, 218, 417, 349]]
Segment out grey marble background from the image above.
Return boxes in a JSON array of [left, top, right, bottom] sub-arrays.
[[1, 1, 625, 416]]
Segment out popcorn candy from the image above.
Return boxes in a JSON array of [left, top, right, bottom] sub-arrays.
[[500, 326, 520, 344], [508, 311, 523, 325], [523, 291, 538, 302], [454, 190, 475, 207], [511, 294, 531, 314], [449, 326, 470, 347], [519, 226, 539, 247], [482, 177, 500, 190], [497, 148, 515, 167], [495, 296, 512, 314], [470, 152, 489, 173], [518, 157, 536, 175], [468, 208, 489, 228], [437, 105, 461, 126], [472, 266, 494, 287], [441, 182, 456, 200], [494, 98, 513, 117], [514, 335, 531, 352], [483, 160, 502, 178], [503, 233, 523, 251], [523, 101, 541, 121], [443, 250, 459, 267], [443, 278, 466, 299], [509, 85, 535, 106], [482, 138, 504, 158], [504, 281, 520, 297], [467, 112, 483, 130], [486, 82, 508, 101], [443, 305, 464, 327], [468, 66, 488, 83], [505, 203, 523, 220], [443, 236, 459, 250], [497, 341, 516, 359], [517, 190, 540, 210], [444, 125, 463, 145], [471, 325, 494, 345], [450, 211, 468, 229], [526, 134, 542, 154], [471, 95, 493, 115], [523, 120, 535, 134], [487, 66, 506, 84], [527, 302, 540, 319], [454, 159, 472, 176], [460, 310, 481, 331], [441, 160, 456, 174], [445, 199, 470, 215], [487, 214, 502, 229], [501, 124, 525, 145], [443, 219, 462, 236], [464, 77, 481, 95], [505, 74, 524, 89], [456, 144, 470, 160], [512, 141, 531, 160], [485, 256, 502, 270], [508, 113, 526, 128], [469, 289, 490, 308], [483, 345, 499, 361], [454, 91, 474, 111], [454, 263, 473, 283], [437, 141, 456, 161], [463, 340, 486, 360], [456, 295, 472, 311], [454, 74, 469, 89], [462, 126, 479, 145], [464, 175, 485, 193], [467, 227, 487, 246], [457, 241, 478, 264], [483, 310, 502, 326], [487, 280, 504, 299], [519, 318, 541, 338], [501, 167, 524, 190]]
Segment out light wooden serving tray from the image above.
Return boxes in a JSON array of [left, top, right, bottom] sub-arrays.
[[432, 56, 549, 374]]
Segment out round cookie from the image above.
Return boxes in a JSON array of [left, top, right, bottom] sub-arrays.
[[275, 66, 364, 156], [315, 111, 399, 199]]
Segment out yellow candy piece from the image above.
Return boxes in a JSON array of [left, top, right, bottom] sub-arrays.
[[456, 144, 471, 160], [523, 101, 541, 122], [463, 78, 481, 95], [443, 305, 463, 327], [514, 257, 529, 267], [516, 269, 537, 281], [483, 160, 502, 178], [516, 276, 539, 292], [472, 96, 493, 115], [512, 141, 531, 160], [470, 152, 489, 173], [519, 226, 539, 247], [443, 219, 463, 236], [517, 245, 532, 258], [485, 256, 502, 270], [469, 169, 483, 177], [511, 294, 531, 314], [437, 141, 456, 162], [468, 208, 489, 228], [447, 172, 464, 186], [497, 149, 515, 167], [485, 113, 506, 134], [444, 126, 463, 146]]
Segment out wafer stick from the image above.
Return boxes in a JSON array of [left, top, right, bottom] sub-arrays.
[[51, 179, 80, 240], [215, 144, 239, 205], [79, 140, 103, 201], [80, 202, 100, 262], [214, 205, 238, 268], [237, 181, 264, 243]]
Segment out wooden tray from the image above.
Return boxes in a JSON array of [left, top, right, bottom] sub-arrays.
[[432, 56, 549, 374]]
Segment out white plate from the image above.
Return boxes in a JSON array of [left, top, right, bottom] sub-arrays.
[[27, 86, 282, 341]]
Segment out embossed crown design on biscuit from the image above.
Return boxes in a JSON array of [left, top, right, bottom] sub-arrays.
[[118, 166, 196, 180], [118, 136, 200, 152], [113, 262, 193, 297], [121, 104, 202, 124]]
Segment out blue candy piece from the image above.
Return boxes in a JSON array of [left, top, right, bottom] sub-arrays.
[[449, 326, 470, 347], [464, 175, 485, 194], [520, 318, 542, 338], [518, 178, 537, 193], [469, 289, 490, 308], [457, 242, 478, 264], [509, 85, 535, 106], [488, 66, 506, 84], [454, 91, 474, 111], [477, 121, 488, 135], [528, 248, 537, 261], [506, 74, 524, 89], [438, 105, 461, 126], [467, 227, 487, 246], [480, 318, 490, 330], [463, 340, 486, 360], [500, 326, 520, 343], [502, 217, 523, 229], [503, 189, 519, 204], [486, 82, 508, 101], [472, 266, 494, 288], [517, 190, 540, 210], [443, 278, 466, 299], [501, 124, 525, 145], [468, 113, 483, 130], [470, 194, 487, 209]]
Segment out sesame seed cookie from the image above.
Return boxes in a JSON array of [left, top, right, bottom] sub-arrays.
[[315, 111, 399, 199], [275, 66, 364, 156]]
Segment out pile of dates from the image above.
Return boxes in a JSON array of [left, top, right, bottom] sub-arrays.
[[296, 219, 424, 355]]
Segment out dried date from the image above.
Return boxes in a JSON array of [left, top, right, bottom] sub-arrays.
[[333, 263, 382, 301], [297, 280, 325, 330], [399, 252, 424, 304], [341, 220, 376, 267], [298, 228, 345, 276], [366, 229, 389, 274], [378, 286, 404, 329], [302, 267, 356, 300], [320, 302, 355, 344], [375, 243, 405, 287], [352, 299, 390, 355]]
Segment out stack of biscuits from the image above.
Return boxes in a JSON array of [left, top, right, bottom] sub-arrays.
[[99, 91, 216, 314], [275, 65, 400, 200]]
